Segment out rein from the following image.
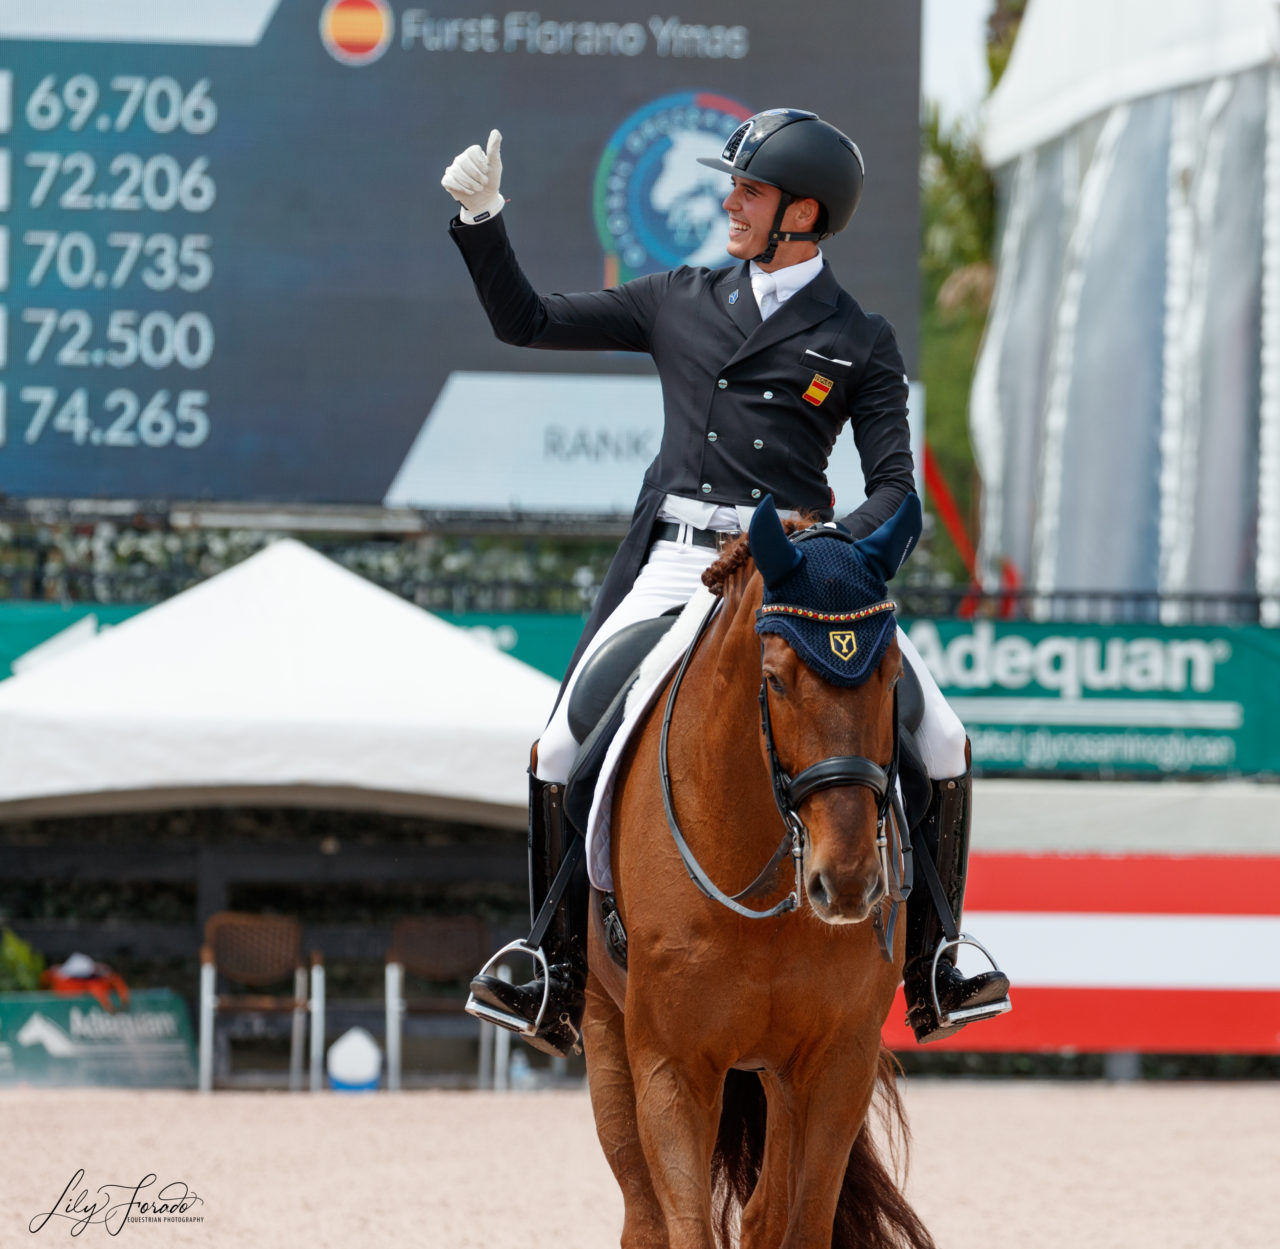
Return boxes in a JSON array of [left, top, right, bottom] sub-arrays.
[[659, 593, 913, 945], [659, 602, 802, 919]]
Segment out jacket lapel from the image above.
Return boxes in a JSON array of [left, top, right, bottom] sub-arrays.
[[715, 263, 760, 339], [723, 261, 841, 370]]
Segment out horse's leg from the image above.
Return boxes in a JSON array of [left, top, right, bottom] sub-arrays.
[[627, 1035, 723, 1249], [739, 1070, 792, 1249], [583, 974, 667, 1249], [778, 1041, 883, 1249]]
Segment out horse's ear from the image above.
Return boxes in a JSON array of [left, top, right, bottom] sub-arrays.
[[855, 493, 922, 583], [748, 494, 803, 588]]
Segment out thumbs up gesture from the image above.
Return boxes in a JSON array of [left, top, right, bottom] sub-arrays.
[[442, 128, 504, 224]]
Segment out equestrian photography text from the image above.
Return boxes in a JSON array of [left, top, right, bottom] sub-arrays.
[[28, 1170, 204, 1237]]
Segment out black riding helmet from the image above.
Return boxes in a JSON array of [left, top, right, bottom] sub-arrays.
[[697, 108, 865, 262]]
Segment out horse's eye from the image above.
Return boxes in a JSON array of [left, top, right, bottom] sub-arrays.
[[767, 674, 786, 696]]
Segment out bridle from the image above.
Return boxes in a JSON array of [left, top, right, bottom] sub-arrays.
[[659, 591, 914, 956]]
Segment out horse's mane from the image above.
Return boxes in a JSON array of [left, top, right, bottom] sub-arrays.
[[700, 515, 817, 599]]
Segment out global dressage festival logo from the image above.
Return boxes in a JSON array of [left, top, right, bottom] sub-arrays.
[[593, 91, 752, 282]]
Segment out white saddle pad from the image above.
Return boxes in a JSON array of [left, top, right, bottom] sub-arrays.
[[585, 587, 718, 891]]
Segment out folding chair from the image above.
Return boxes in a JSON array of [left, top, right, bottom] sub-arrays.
[[384, 916, 492, 1090], [198, 911, 324, 1092]]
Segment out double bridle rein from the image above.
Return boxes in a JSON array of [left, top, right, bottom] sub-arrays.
[[658, 594, 913, 956]]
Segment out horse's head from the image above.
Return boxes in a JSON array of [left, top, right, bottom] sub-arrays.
[[748, 495, 920, 926]]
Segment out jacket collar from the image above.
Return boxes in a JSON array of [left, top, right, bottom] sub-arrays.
[[720, 260, 842, 369], [716, 262, 761, 339]]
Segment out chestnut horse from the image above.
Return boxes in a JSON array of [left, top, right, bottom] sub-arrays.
[[582, 496, 933, 1249]]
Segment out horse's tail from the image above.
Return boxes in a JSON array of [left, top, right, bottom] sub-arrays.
[[709, 1051, 936, 1249], [711, 1067, 767, 1246], [832, 1047, 936, 1249]]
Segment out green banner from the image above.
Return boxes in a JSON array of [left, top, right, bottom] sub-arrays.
[[7, 604, 1274, 776], [902, 618, 1280, 775], [0, 603, 145, 676], [0, 989, 197, 1087], [0, 602, 582, 683], [441, 611, 583, 680]]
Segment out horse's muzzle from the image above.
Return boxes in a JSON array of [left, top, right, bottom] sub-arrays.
[[804, 858, 886, 926]]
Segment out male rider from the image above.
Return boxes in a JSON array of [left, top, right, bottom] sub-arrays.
[[442, 109, 1011, 1056]]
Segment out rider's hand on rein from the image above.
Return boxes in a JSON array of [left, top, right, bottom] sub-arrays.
[[441, 129, 505, 224]]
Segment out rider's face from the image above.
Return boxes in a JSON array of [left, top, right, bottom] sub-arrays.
[[723, 176, 781, 261], [722, 177, 820, 270]]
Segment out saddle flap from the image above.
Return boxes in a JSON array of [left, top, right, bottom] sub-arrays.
[[565, 690, 631, 839], [898, 653, 925, 735], [566, 615, 680, 743]]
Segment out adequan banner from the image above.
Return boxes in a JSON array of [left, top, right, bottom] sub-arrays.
[[0, 988, 198, 1087], [902, 618, 1280, 775]]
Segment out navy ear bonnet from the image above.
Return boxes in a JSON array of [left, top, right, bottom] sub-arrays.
[[748, 494, 921, 688]]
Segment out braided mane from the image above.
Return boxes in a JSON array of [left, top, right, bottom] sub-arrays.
[[701, 516, 815, 598]]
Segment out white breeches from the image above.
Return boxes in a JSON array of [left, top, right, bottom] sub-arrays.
[[535, 540, 713, 782], [535, 540, 969, 784]]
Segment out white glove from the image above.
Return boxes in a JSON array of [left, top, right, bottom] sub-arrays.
[[441, 129, 504, 224]]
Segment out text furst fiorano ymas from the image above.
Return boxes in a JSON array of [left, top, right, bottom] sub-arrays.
[[399, 13, 751, 57]]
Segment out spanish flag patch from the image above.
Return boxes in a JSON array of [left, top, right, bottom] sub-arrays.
[[802, 373, 833, 406]]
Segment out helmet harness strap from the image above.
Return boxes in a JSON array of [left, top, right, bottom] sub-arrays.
[[754, 191, 792, 265], [754, 191, 827, 264]]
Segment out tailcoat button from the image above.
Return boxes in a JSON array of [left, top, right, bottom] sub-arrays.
[[717, 379, 728, 390], [751, 488, 761, 499], [701, 483, 713, 494], [753, 439, 764, 449], [707, 432, 718, 442], [763, 390, 774, 399]]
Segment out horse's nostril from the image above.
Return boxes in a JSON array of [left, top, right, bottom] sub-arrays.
[[807, 874, 829, 909]]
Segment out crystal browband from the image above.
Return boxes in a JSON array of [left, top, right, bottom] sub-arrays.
[[757, 600, 896, 624]]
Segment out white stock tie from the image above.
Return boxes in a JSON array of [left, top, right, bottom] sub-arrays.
[[754, 271, 779, 320]]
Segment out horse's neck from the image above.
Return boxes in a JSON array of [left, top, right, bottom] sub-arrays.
[[697, 575, 768, 769]]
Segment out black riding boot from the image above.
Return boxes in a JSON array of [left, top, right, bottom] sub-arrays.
[[903, 762, 1011, 1043], [467, 774, 588, 1058]]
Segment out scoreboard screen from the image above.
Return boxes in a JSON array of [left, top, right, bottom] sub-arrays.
[[0, 1, 920, 510]]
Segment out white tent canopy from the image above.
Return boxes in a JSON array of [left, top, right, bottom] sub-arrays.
[[0, 540, 559, 826], [983, 0, 1280, 165], [972, 0, 1280, 620]]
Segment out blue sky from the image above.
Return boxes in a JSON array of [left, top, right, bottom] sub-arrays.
[[922, 0, 993, 126]]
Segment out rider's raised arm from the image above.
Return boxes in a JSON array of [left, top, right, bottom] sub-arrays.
[[443, 128, 671, 353], [448, 212, 672, 352], [836, 317, 916, 539]]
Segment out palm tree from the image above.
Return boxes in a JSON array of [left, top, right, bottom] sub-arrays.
[[917, 0, 1026, 582]]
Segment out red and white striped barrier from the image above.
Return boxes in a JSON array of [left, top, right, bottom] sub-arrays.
[[882, 854, 1280, 1052]]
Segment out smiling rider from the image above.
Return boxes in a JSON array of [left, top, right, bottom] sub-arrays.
[[442, 108, 1012, 1057]]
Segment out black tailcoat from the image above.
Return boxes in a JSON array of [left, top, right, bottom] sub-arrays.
[[448, 214, 916, 682]]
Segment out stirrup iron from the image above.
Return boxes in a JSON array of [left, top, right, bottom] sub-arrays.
[[930, 933, 1012, 1026], [465, 938, 554, 1037]]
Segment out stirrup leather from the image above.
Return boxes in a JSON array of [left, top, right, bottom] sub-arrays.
[[929, 934, 1011, 1026], [465, 939, 554, 1038]]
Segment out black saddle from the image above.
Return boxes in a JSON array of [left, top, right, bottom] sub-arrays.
[[567, 615, 681, 743], [563, 614, 682, 838], [896, 658, 931, 830]]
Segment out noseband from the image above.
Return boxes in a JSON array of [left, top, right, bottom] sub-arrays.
[[659, 595, 913, 951]]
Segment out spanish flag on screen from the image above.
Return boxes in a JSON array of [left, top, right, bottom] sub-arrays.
[[320, 0, 391, 65]]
